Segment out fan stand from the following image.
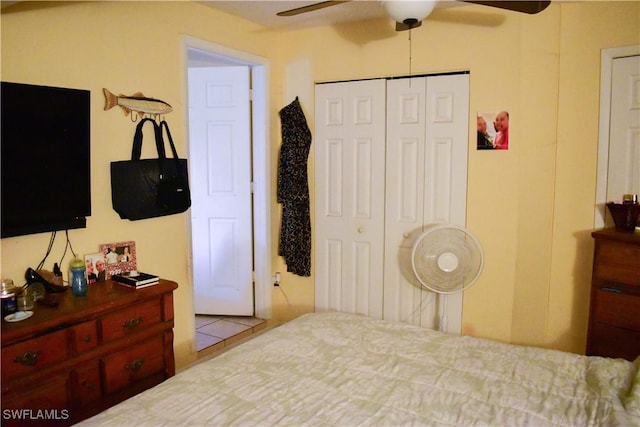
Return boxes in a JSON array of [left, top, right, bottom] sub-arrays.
[[436, 252, 458, 332], [439, 294, 448, 332]]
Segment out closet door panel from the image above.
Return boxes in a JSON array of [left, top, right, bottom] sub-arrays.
[[315, 79, 386, 319], [399, 138, 420, 221], [353, 138, 373, 218], [325, 138, 343, 216], [384, 74, 470, 333], [384, 77, 430, 326], [429, 137, 453, 222], [425, 75, 469, 228], [423, 74, 470, 333]]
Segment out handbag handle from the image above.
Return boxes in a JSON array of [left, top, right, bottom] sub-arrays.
[[158, 120, 180, 160], [157, 120, 182, 178], [131, 117, 166, 161]]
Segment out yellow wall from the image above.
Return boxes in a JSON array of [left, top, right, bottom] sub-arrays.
[[272, 1, 639, 353], [1, 1, 639, 369], [0, 0, 282, 368]]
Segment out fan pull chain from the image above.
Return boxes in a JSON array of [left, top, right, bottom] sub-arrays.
[[408, 29, 413, 88]]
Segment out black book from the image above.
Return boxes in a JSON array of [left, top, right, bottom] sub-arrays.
[[112, 271, 159, 288]]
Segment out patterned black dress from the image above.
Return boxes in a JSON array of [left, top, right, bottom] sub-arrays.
[[277, 97, 312, 277]]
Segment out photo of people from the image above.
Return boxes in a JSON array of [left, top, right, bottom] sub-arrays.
[[477, 110, 510, 150], [84, 253, 106, 283], [98, 241, 137, 279]]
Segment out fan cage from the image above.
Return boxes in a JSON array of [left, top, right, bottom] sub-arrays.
[[410, 224, 484, 294]]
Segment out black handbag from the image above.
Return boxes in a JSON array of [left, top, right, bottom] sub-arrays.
[[111, 118, 191, 220]]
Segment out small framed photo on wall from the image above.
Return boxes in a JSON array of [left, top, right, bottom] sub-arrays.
[[98, 241, 137, 279], [477, 110, 509, 150]]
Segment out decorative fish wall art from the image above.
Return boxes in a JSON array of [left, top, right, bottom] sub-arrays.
[[103, 88, 172, 120]]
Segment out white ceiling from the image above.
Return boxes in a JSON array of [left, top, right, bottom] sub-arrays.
[[201, 1, 463, 30], [1, 1, 536, 30]]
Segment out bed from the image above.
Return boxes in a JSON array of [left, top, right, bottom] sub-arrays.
[[79, 312, 639, 426]]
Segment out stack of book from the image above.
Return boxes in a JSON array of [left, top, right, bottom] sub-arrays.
[[112, 271, 159, 289]]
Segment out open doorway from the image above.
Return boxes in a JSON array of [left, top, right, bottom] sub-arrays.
[[182, 36, 272, 347], [595, 45, 640, 228]]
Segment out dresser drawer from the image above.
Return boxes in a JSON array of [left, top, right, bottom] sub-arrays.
[[100, 299, 161, 343], [101, 336, 165, 395], [1, 375, 70, 426], [69, 320, 98, 354], [588, 322, 640, 361], [1, 329, 68, 382], [71, 360, 102, 407], [593, 240, 640, 286], [592, 288, 640, 331]]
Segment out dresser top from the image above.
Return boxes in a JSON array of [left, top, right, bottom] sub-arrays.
[[1, 279, 178, 345], [592, 227, 640, 244]]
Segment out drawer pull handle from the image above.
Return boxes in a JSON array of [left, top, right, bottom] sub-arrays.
[[125, 358, 145, 372], [123, 317, 142, 330], [602, 287, 623, 294], [14, 350, 40, 366], [82, 335, 92, 342]]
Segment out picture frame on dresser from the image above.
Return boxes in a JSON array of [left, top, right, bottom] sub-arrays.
[[84, 252, 105, 283], [98, 241, 136, 279]]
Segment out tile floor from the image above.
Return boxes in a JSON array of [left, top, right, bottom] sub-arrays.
[[195, 314, 267, 358]]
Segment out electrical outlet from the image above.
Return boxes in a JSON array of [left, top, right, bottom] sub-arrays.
[[273, 272, 281, 287]]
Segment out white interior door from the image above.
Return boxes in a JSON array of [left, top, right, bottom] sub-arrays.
[[596, 47, 640, 228], [384, 74, 470, 333], [314, 79, 387, 318], [188, 66, 253, 315], [606, 55, 640, 206]]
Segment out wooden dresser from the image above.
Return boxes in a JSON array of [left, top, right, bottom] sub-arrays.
[[1, 279, 178, 426], [587, 229, 640, 361]]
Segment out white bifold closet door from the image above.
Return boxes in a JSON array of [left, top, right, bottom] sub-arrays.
[[383, 75, 470, 332], [314, 79, 387, 319], [315, 74, 469, 333]]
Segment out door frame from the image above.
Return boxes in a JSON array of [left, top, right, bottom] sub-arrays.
[[595, 44, 640, 228], [182, 35, 272, 319]]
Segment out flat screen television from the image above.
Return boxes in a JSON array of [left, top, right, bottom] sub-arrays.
[[1, 82, 91, 238]]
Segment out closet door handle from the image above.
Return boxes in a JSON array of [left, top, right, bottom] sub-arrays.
[[357, 227, 364, 234]]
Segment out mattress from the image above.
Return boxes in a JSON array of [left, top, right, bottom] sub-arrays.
[[79, 312, 640, 426]]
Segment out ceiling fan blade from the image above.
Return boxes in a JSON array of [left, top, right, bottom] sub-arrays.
[[276, 1, 350, 17], [461, 1, 551, 14]]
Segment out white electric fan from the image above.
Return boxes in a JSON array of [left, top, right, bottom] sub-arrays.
[[400, 224, 484, 332]]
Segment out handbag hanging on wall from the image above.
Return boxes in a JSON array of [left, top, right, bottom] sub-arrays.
[[111, 118, 191, 221]]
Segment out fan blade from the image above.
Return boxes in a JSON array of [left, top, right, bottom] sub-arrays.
[[461, 1, 550, 14], [276, 1, 349, 17]]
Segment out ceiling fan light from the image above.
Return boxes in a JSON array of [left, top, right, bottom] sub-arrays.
[[382, 0, 437, 25]]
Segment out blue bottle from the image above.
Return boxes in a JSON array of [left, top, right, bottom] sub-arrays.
[[70, 258, 88, 296]]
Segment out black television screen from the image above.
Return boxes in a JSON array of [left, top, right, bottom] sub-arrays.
[[1, 82, 91, 238]]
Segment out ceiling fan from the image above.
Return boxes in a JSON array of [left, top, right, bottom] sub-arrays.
[[277, 1, 551, 31]]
